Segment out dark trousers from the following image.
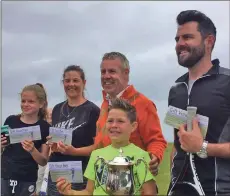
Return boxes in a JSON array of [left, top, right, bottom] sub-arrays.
[[1, 178, 36, 196]]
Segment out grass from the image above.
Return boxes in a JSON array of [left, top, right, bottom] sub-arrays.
[[155, 143, 173, 196]]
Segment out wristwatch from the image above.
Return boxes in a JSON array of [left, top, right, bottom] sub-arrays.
[[196, 140, 208, 159]]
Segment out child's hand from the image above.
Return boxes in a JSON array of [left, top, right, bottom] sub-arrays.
[[56, 177, 72, 195], [1, 135, 8, 149], [46, 136, 58, 152], [21, 140, 35, 153]]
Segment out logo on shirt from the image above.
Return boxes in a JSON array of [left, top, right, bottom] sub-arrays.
[[95, 162, 108, 187], [54, 117, 86, 132], [28, 185, 35, 193], [9, 180, 17, 194]]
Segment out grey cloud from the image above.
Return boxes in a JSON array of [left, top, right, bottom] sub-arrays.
[[2, 1, 229, 141]]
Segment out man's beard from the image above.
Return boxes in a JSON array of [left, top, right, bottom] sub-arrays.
[[177, 43, 205, 68]]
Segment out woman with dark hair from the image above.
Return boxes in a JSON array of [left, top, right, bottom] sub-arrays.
[[47, 65, 100, 196]]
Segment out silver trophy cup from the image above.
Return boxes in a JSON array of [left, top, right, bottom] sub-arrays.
[[94, 148, 148, 195]]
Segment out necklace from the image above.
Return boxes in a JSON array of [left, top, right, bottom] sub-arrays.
[[61, 101, 78, 118]]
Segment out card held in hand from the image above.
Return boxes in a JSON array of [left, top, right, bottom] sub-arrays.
[[49, 127, 72, 146], [164, 105, 209, 138], [9, 125, 41, 144], [48, 161, 83, 183]]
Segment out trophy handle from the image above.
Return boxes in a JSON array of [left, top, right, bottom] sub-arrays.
[[133, 158, 148, 195], [94, 156, 108, 194]]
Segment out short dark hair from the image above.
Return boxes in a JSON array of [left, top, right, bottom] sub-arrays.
[[109, 98, 136, 123], [177, 10, 216, 49]]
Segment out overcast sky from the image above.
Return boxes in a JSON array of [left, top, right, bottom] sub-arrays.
[[2, 1, 229, 142]]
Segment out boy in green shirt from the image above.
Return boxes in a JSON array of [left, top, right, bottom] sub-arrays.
[[56, 98, 157, 195]]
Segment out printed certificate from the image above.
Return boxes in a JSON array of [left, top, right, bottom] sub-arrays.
[[49, 127, 72, 145], [49, 161, 83, 183], [9, 125, 41, 144], [164, 105, 209, 138]]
